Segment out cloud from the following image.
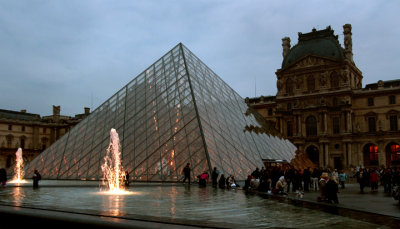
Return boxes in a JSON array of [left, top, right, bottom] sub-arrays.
[[0, 0, 399, 115]]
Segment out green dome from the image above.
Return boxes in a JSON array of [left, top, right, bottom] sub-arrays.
[[282, 27, 345, 68]]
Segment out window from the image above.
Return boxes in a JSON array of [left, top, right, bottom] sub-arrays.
[[43, 128, 47, 134], [390, 115, 398, 131], [8, 125, 12, 131], [368, 117, 376, 132], [22, 126, 25, 132], [287, 103, 292, 111], [306, 115, 317, 136], [307, 76, 315, 91], [286, 79, 293, 94], [6, 135, 12, 148], [368, 97, 374, 106], [389, 95, 396, 104], [369, 145, 379, 161], [333, 98, 338, 106], [333, 117, 340, 134], [388, 143, 400, 165], [287, 122, 293, 137], [330, 72, 339, 88], [268, 108, 273, 116], [20, 138, 25, 149]]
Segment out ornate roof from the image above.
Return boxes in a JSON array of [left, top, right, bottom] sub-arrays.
[[282, 26, 345, 68]]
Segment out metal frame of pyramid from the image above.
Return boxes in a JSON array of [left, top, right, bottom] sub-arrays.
[[24, 43, 296, 181]]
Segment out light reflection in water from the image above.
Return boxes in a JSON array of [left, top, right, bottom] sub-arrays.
[[13, 187, 25, 206], [102, 195, 126, 217], [169, 186, 177, 216]]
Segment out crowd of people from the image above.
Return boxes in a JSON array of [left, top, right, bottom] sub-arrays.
[[183, 163, 400, 205]]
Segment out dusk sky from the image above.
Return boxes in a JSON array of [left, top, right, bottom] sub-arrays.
[[1, 1, 399, 116]]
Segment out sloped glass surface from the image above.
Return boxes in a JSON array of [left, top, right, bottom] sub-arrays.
[[24, 43, 296, 181]]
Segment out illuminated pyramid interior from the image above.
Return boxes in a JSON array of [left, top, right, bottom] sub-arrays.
[[25, 43, 296, 181]]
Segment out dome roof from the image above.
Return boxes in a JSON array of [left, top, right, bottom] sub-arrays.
[[282, 27, 345, 68]]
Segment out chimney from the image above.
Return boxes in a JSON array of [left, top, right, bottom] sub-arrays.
[[343, 24, 353, 62], [53, 105, 60, 116], [282, 37, 291, 58], [20, 109, 26, 113], [84, 107, 90, 115]]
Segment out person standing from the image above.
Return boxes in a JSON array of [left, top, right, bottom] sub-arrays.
[[218, 174, 226, 189], [124, 170, 130, 187], [182, 163, 191, 184], [326, 175, 339, 204], [198, 171, 209, 187], [211, 167, 219, 187], [303, 168, 311, 192], [338, 170, 347, 189], [311, 168, 320, 191], [0, 168, 7, 187], [32, 170, 41, 188]]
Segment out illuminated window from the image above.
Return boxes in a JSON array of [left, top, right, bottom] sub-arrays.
[[369, 145, 378, 161]]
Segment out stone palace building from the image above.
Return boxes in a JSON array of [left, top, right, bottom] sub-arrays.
[[0, 106, 89, 168], [247, 24, 400, 170]]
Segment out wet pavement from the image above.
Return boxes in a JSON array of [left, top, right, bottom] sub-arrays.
[[0, 181, 398, 228]]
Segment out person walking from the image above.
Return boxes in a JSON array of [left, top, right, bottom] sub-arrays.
[[182, 163, 191, 184], [211, 167, 219, 187], [32, 170, 41, 188], [303, 168, 311, 192]]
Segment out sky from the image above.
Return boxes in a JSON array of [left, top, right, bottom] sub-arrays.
[[1, 1, 399, 116]]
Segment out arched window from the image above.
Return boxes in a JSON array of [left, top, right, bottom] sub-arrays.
[[386, 142, 400, 166], [363, 143, 378, 166], [306, 145, 319, 164], [307, 76, 315, 91], [330, 71, 339, 88], [306, 115, 317, 136], [286, 78, 293, 94]]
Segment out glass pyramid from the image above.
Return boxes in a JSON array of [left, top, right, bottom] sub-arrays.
[[24, 43, 296, 181]]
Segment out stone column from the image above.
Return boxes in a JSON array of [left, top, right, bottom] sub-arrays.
[[347, 111, 352, 132], [347, 142, 352, 167], [378, 141, 386, 168], [343, 24, 353, 62], [298, 115, 302, 136], [324, 113, 328, 134], [325, 144, 329, 168]]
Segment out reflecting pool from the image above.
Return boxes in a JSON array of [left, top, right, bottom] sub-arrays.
[[0, 182, 389, 228]]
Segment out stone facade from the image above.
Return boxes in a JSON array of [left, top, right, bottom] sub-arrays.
[[0, 106, 89, 168], [247, 25, 400, 169]]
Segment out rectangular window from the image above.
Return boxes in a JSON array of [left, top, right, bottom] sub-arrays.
[[8, 125, 12, 131], [268, 108, 272, 116], [43, 128, 47, 134], [389, 95, 396, 104], [368, 98, 374, 106], [287, 122, 293, 137], [20, 138, 25, 149], [21, 126, 25, 132], [333, 117, 340, 134], [368, 117, 376, 132], [390, 115, 398, 131]]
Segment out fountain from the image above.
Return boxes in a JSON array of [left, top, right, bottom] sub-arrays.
[[99, 128, 132, 195], [9, 148, 29, 184]]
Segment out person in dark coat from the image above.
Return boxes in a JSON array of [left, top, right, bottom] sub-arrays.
[[182, 163, 191, 184], [251, 168, 261, 180], [32, 170, 41, 188], [0, 168, 7, 187], [244, 175, 252, 191], [325, 175, 339, 204], [355, 168, 368, 193], [303, 168, 311, 192], [218, 174, 226, 189], [123, 170, 130, 187], [211, 167, 219, 187]]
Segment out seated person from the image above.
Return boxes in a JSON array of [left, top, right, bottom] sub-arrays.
[[274, 176, 287, 194]]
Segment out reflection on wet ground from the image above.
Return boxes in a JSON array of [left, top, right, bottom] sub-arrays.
[[0, 184, 391, 228]]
